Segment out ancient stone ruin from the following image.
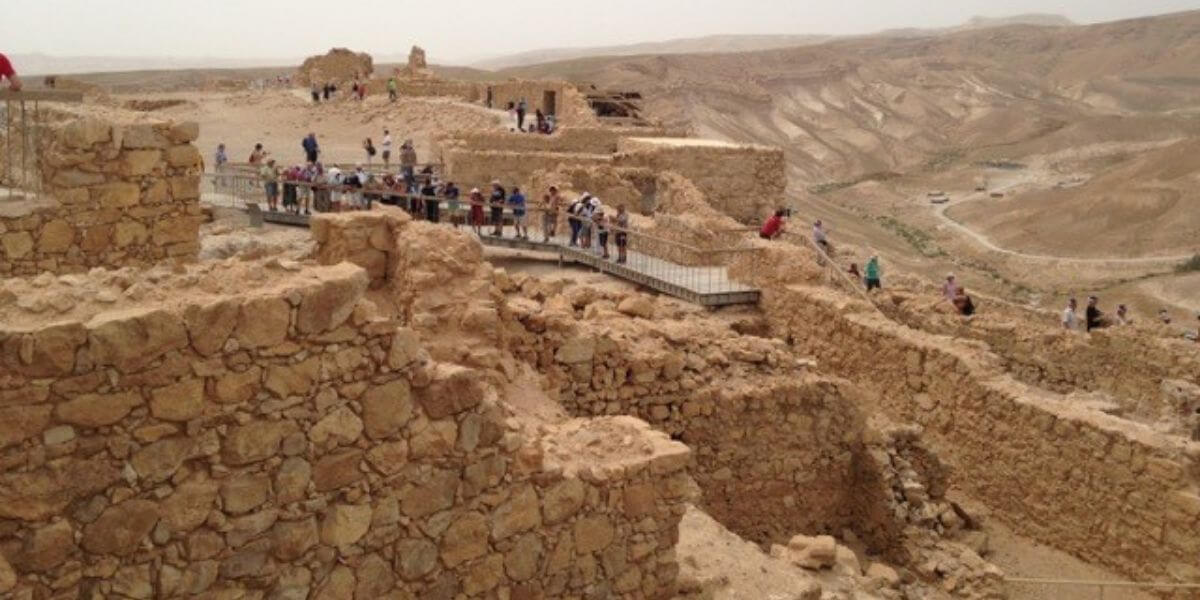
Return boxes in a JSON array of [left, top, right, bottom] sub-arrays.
[[295, 48, 374, 86]]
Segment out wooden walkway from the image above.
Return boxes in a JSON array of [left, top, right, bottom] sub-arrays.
[[252, 208, 760, 307]]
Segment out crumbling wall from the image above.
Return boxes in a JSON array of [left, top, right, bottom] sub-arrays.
[[0, 260, 694, 599], [436, 127, 674, 160], [296, 48, 373, 86], [615, 137, 786, 223], [444, 148, 613, 193], [0, 116, 202, 276], [729, 243, 1200, 582]]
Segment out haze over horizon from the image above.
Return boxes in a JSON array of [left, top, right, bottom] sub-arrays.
[[4, 0, 1200, 69]]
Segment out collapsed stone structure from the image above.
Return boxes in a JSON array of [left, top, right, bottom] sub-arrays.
[[296, 48, 374, 87]]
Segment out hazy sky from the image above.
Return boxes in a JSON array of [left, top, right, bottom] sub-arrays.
[[3, 0, 1199, 64]]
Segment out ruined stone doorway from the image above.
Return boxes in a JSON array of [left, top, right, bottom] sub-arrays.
[[543, 90, 557, 116]]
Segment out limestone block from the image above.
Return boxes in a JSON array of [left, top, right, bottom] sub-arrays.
[[214, 367, 262, 404], [233, 296, 290, 348], [314, 565, 356, 600], [418, 364, 484, 419], [87, 307, 188, 372], [92, 181, 141, 208], [440, 511, 489, 567], [320, 504, 373, 547], [353, 553, 395, 600], [618, 296, 655, 319], [387, 327, 422, 369], [264, 358, 320, 398], [150, 378, 204, 422], [273, 517, 319, 561], [296, 267, 370, 334], [395, 538, 438, 581], [1, 231, 34, 259], [38, 219, 75, 253], [463, 554, 504, 596], [361, 380, 414, 439], [223, 420, 295, 466], [60, 118, 112, 149], [169, 175, 201, 200], [400, 469, 458, 518], [276, 457, 312, 503], [80, 223, 113, 253], [122, 150, 162, 176], [491, 485, 542, 541], [0, 404, 52, 449], [310, 407, 364, 446], [184, 298, 239, 356], [220, 475, 271, 514], [167, 121, 200, 143], [313, 449, 364, 492], [161, 478, 219, 532], [121, 124, 169, 149], [152, 215, 200, 246], [505, 534, 545, 582], [54, 390, 142, 427], [543, 479, 585, 524], [114, 220, 149, 248], [82, 499, 160, 556], [165, 144, 202, 168], [365, 440, 408, 476], [574, 516, 615, 554], [14, 519, 75, 572], [130, 437, 194, 482]]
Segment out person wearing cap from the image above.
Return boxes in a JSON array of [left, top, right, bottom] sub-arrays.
[[489, 181, 507, 236], [259, 158, 280, 211], [469, 188, 486, 235]]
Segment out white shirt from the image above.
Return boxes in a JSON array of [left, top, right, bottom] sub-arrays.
[[813, 225, 827, 243], [1062, 307, 1077, 330], [382, 135, 392, 150]]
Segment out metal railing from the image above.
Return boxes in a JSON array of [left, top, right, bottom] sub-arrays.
[[1, 89, 84, 203], [200, 172, 761, 302], [1005, 577, 1200, 599]]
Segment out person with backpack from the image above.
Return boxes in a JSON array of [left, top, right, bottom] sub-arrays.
[[469, 188, 486, 236], [489, 181, 507, 236], [421, 178, 440, 223], [865, 255, 882, 291], [363, 138, 376, 166], [567, 193, 590, 247]]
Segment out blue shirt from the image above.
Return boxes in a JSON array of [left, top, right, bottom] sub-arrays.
[[509, 193, 526, 216]]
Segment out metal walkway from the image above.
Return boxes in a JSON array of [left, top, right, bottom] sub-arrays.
[[252, 208, 760, 307], [478, 234, 760, 307]]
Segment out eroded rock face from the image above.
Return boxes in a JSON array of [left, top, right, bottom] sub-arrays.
[[296, 48, 373, 86]]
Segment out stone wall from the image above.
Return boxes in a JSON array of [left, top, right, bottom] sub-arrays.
[[0, 116, 202, 276], [0, 260, 694, 599], [615, 137, 786, 223], [436, 127, 673, 160], [487, 81, 598, 126], [729, 243, 1200, 582], [444, 148, 613, 193]]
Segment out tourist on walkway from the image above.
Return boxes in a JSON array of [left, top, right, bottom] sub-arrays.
[[489, 181, 507, 236], [301, 162, 320, 215], [614, 205, 629, 264], [517, 98, 528, 130], [760, 209, 786, 240], [213, 143, 228, 189], [400, 141, 418, 192], [363, 138, 376, 166], [388, 77, 398, 101], [594, 207, 610, 259], [942, 274, 960, 302], [469, 188, 486, 236], [421, 178, 440, 223], [509, 187, 528, 239], [1062, 298, 1078, 330], [865, 255, 882, 291], [579, 196, 599, 249], [249, 143, 266, 165], [381, 130, 393, 167], [543, 186, 562, 242], [567, 193, 590, 247], [302, 133, 319, 164], [260, 159, 280, 211], [443, 181, 461, 228]]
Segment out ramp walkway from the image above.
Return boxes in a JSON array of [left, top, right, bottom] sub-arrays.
[[203, 173, 761, 307]]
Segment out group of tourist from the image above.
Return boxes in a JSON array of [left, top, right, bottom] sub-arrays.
[[760, 209, 882, 293], [504, 99, 556, 134], [1065, 298, 1200, 340]]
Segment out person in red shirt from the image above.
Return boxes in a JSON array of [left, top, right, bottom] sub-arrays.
[[760, 209, 787, 240], [0, 53, 22, 91]]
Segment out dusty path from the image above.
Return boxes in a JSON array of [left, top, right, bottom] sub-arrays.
[[932, 176, 1191, 265]]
